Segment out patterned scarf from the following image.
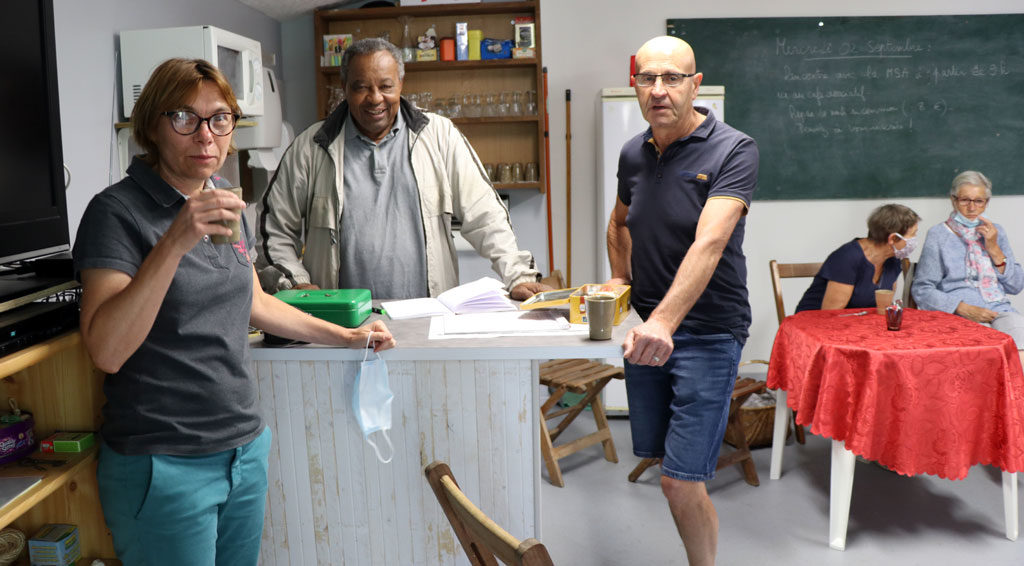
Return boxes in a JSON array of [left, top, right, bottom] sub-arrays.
[[945, 213, 1004, 303]]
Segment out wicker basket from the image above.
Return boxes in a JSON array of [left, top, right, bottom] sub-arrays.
[[724, 404, 788, 449]]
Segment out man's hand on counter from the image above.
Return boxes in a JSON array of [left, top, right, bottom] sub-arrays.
[[510, 281, 553, 301]]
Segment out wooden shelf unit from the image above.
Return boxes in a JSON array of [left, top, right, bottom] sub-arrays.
[[314, 0, 546, 192], [0, 331, 114, 560]]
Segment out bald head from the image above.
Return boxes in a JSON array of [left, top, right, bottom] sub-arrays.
[[636, 36, 696, 74]]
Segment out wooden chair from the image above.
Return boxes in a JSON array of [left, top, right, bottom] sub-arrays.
[[536, 269, 625, 488], [768, 259, 823, 445], [901, 258, 917, 308], [425, 461, 554, 566], [540, 359, 624, 487], [627, 361, 769, 486]]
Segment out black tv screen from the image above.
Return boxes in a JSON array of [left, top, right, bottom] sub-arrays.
[[0, 0, 69, 266]]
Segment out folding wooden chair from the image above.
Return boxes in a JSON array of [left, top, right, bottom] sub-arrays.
[[539, 359, 624, 487], [627, 362, 769, 486], [536, 269, 625, 488], [425, 461, 554, 566]]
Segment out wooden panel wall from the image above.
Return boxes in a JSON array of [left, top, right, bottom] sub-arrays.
[[254, 359, 537, 566]]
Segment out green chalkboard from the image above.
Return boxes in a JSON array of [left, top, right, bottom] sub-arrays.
[[666, 15, 1024, 200]]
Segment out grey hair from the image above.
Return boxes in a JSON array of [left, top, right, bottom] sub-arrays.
[[950, 170, 993, 199], [340, 38, 405, 84]]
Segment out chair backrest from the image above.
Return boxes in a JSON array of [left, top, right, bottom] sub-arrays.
[[540, 270, 566, 290], [901, 259, 917, 308], [768, 260, 823, 324], [425, 461, 554, 566]]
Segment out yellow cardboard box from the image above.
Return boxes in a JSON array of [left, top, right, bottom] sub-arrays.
[[520, 284, 631, 324]]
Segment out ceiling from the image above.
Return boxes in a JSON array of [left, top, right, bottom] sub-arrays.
[[238, 0, 386, 21]]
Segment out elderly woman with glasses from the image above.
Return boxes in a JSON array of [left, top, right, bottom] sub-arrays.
[[912, 170, 1024, 347], [72, 58, 395, 565]]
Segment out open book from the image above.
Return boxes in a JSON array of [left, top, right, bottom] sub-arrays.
[[382, 277, 516, 319]]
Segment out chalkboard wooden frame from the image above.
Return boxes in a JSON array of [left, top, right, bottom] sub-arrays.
[[667, 15, 1024, 200]]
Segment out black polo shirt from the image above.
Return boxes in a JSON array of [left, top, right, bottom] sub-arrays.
[[73, 157, 263, 455], [617, 108, 759, 343]]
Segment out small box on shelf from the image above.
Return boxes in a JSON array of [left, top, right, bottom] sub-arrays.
[[28, 524, 81, 566]]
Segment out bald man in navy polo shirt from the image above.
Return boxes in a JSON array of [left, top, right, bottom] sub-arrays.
[[606, 36, 759, 566]]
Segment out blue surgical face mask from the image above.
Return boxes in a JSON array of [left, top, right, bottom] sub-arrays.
[[352, 336, 394, 464], [953, 211, 982, 228], [892, 233, 917, 260]]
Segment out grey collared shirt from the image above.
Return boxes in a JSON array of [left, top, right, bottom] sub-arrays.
[[338, 111, 428, 299]]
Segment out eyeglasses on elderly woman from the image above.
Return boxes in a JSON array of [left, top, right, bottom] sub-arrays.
[[954, 197, 989, 207], [161, 110, 239, 136]]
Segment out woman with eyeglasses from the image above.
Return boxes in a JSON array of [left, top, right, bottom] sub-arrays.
[[912, 170, 1024, 347], [72, 58, 395, 565], [795, 203, 921, 312]]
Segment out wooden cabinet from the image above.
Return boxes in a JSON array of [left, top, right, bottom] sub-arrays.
[[313, 0, 546, 192], [0, 332, 115, 563]]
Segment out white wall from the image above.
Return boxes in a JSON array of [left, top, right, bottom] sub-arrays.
[[52, 0, 281, 244], [538, 0, 1024, 361]]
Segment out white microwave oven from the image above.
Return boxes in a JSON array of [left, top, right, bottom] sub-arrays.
[[119, 25, 264, 119]]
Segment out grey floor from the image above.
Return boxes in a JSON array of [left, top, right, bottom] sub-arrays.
[[541, 412, 1024, 566]]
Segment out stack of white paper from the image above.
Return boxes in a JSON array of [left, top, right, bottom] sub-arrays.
[[382, 277, 516, 320], [441, 310, 570, 335]]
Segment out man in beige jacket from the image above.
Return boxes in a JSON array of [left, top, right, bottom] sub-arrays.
[[255, 38, 545, 300]]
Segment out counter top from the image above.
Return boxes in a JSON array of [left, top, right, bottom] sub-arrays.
[[250, 307, 641, 362]]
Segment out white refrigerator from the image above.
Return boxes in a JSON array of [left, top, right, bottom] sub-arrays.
[[596, 86, 725, 414]]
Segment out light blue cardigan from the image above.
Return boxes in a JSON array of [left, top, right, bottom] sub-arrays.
[[911, 221, 1024, 313]]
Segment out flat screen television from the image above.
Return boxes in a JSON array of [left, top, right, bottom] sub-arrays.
[[0, 0, 68, 266], [0, 0, 72, 307]]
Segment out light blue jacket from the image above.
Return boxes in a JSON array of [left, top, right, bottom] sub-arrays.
[[912, 221, 1024, 313]]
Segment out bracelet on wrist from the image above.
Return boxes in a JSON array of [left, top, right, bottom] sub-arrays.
[[994, 258, 1007, 268]]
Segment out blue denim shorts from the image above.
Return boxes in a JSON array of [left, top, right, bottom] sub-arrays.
[[625, 330, 742, 482]]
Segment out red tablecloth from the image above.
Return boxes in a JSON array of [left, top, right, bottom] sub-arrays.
[[767, 308, 1024, 479]]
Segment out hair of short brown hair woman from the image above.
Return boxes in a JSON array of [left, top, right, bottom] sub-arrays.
[[866, 203, 922, 243], [130, 58, 242, 166]]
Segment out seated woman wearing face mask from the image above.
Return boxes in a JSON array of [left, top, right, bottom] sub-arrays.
[[795, 203, 921, 312], [911, 170, 1024, 348]]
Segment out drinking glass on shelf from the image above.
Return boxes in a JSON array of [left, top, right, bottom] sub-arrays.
[[420, 91, 433, 113], [463, 94, 480, 117], [497, 163, 513, 184], [434, 98, 448, 117], [510, 91, 523, 116], [408, 92, 421, 109], [525, 162, 539, 182], [511, 162, 524, 183], [483, 93, 498, 117], [483, 163, 495, 181], [447, 96, 462, 118], [525, 89, 538, 115], [496, 91, 511, 116], [326, 86, 345, 114]]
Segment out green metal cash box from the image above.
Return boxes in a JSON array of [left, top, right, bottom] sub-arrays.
[[273, 289, 372, 328]]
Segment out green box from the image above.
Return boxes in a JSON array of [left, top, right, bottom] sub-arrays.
[[273, 289, 371, 328], [52, 431, 95, 453]]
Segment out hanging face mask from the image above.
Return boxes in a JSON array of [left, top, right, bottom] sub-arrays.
[[953, 211, 982, 228], [892, 233, 917, 260], [352, 333, 394, 464]]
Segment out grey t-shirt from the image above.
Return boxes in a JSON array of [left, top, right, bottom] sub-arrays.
[[339, 112, 429, 299], [72, 157, 263, 455]]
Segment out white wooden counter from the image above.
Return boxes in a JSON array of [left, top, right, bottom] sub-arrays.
[[250, 310, 639, 566]]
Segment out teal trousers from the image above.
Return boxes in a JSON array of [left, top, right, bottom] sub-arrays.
[[97, 427, 271, 566]]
